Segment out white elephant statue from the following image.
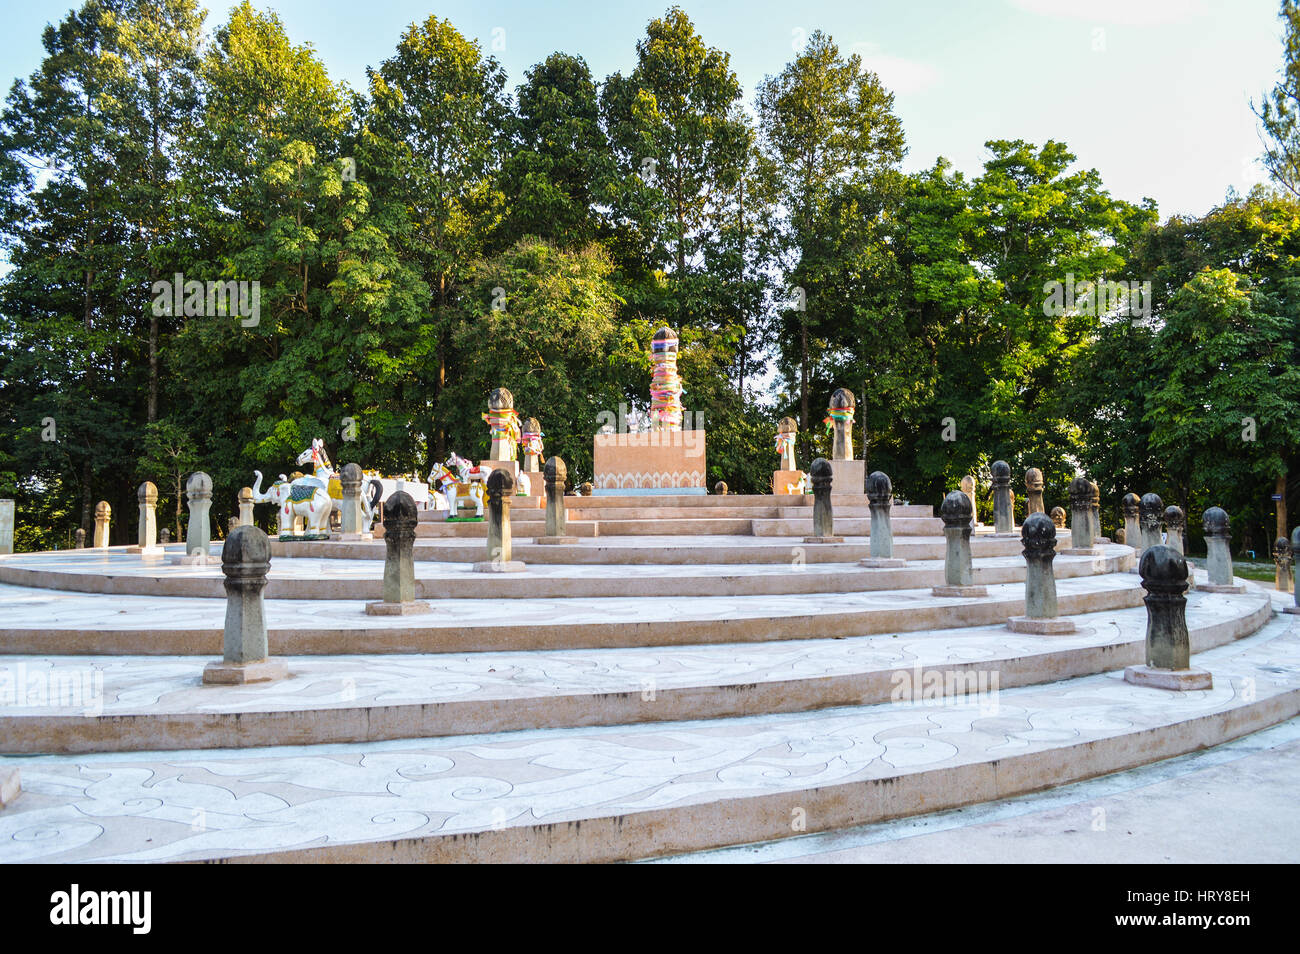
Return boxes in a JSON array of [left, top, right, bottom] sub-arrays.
[[251, 438, 335, 536]]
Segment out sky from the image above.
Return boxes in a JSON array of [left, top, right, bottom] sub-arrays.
[[0, 0, 1290, 219]]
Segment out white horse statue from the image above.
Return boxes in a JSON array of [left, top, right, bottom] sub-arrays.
[[429, 452, 487, 518], [251, 438, 335, 536]]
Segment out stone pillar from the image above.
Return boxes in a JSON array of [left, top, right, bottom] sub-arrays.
[[860, 471, 905, 567], [960, 475, 979, 529], [1089, 481, 1104, 542], [202, 525, 288, 684], [339, 463, 372, 541], [776, 417, 797, 472], [1064, 476, 1097, 554], [580, 481, 593, 497], [933, 490, 987, 597], [475, 469, 525, 571], [0, 499, 13, 555], [483, 387, 520, 461], [174, 472, 218, 565], [1124, 545, 1212, 690], [990, 460, 1013, 535], [1287, 526, 1300, 615], [1024, 468, 1045, 515], [826, 388, 855, 460], [1121, 493, 1141, 554], [521, 417, 544, 472], [1050, 506, 1066, 530], [1163, 505, 1192, 590], [228, 516, 239, 534], [129, 482, 162, 556], [1200, 506, 1244, 594], [366, 491, 432, 614], [1275, 536, 1293, 596], [75, 528, 86, 549], [1139, 493, 1164, 553], [537, 456, 578, 545], [803, 458, 843, 544], [159, 527, 170, 545], [714, 481, 728, 495], [93, 501, 111, 548], [238, 487, 255, 527], [1009, 512, 1075, 634]]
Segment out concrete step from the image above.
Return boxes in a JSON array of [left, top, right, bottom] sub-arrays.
[[0, 589, 1269, 753], [4, 610, 1292, 861], [0, 571, 1151, 655]]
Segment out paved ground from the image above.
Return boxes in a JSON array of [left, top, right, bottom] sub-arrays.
[[655, 718, 1300, 864]]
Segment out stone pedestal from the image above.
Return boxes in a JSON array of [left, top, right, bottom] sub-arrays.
[[859, 471, 905, 568], [593, 430, 706, 495], [775, 417, 798, 472], [203, 525, 288, 685], [474, 469, 526, 572], [773, 469, 805, 495], [1123, 544, 1210, 691], [0, 499, 13, 555], [828, 459, 864, 496], [1067, 476, 1094, 551], [0, 766, 20, 808], [366, 491, 432, 614], [1288, 528, 1300, 614], [75, 528, 86, 549], [1122, 493, 1141, 554], [934, 490, 987, 598], [826, 388, 855, 461]]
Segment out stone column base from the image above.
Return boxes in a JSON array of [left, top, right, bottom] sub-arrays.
[[931, 585, 988, 598], [365, 601, 433, 616], [1123, 665, 1213, 691], [859, 557, 906, 568], [127, 545, 165, 557], [202, 658, 289, 685], [803, 536, 845, 544], [1199, 583, 1246, 594], [534, 536, 579, 545], [1007, 616, 1077, 635], [1060, 547, 1102, 556], [829, 460, 864, 495], [171, 553, 222, 566], [773, 469, 805, 495], [472, 561, 527, 573], [338, 532, 374, 542], [0, 767, 19, 808]]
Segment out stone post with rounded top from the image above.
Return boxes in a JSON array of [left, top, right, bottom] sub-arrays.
[[933, 491, 987, 597], [202, 524, 288, 684], [173, 472, 218, 565], [75, 527, 86, 549], [1199, 507, 1244, 594], [1063, 477, 1098, 554], [1050, 506, 1066, 530], [1124, 545, 1211, 690], [475, 469, 526, 572], [129, 481, 162, 556], [1121, 493, 1141, 554], [860, 471, 905, 567], [1008, 512, 1075, 634], [536, 456, 578, 545], [960, 475, 979, 529], [1024, 468, 1045, 515], [1164, 505, 1192, 590], [803, 458, 843, 544], [1287, 527, 1300, 614], [991, 461, 1013, 535], [1139, 493, 1164, 554], [93, 501, 111, 548], [339, 462, 372, 541], [238, 486, 255, 527], [1275, 536, 1293, 597], [366, 491, 432, 614], [1088, 481, 1104, 542]]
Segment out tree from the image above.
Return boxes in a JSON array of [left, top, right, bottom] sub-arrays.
[[1256, 0, 1300, 197], [757, 30, 906, 452]]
